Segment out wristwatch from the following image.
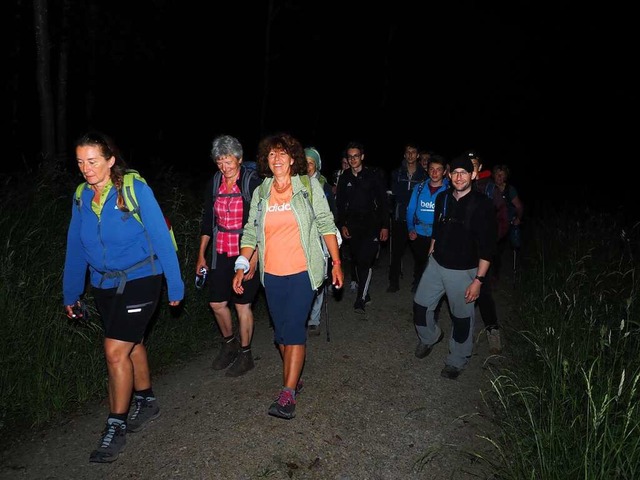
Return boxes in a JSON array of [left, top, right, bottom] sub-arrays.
[[474, 275, 485, 283]]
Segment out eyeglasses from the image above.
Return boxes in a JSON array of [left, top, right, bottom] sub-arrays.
[[347, 154, 361, 160], [450, 170, 471, 177]]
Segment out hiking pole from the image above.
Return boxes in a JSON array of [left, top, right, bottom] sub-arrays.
[[323, 282, 331, 342], [512, 247, 518, 289], [387, 211, 392, 266]]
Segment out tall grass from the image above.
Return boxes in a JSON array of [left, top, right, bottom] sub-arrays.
[[0, 167, 242, 438], [482, 208, 640, 479]]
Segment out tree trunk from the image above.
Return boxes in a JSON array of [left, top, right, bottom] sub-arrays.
[[33, 0, 56, 170], [259, 0, 276, 137], [55, 0, 70, 164]]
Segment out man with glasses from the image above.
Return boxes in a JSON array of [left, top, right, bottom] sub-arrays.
[[412, 154, 496, 379], [335, 141, 389, 314]]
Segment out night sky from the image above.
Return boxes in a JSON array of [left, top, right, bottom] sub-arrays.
[[6, 1, 636, 207]]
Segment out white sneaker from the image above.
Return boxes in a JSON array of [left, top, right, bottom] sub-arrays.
[[349, 281, 358, 292], [487, 328, 502, 355]]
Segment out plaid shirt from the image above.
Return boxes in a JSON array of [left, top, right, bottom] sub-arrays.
[[214, 182, 243, 256]]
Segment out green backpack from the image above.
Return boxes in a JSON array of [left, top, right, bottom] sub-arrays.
[[74, 169, 178, 251]]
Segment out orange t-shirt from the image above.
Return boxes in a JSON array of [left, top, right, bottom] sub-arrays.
[[263, 189, 307, 276]]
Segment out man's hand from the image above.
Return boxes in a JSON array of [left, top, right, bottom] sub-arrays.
[[464, 280, 482, 303]]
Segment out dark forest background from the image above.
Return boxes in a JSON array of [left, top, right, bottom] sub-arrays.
[[4, 0, 637, 213]]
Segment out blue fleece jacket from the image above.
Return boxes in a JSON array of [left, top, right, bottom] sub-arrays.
[[406, 179, 449, 237], [63, 179, 184, 305]]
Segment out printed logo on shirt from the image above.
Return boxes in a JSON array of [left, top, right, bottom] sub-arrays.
[[267, 202, 292, 212], [346, 182, 353, 187], [420, 200, 435, 209]]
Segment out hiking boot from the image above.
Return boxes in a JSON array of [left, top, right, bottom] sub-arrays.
[[364, 294, 371, 305], [414, 330, 444, 359], [386, 283, 400, 293], [440, 365, 462, 380], [127, 396, 160, 433], [349, 281, 358, 292], [268, 389, 296, 420], [487, 328, 502, 355], [89, 420, 127, 463], [211, 336, 240, 370], [225, 350, 255, 377], [354, 298, 366, 314], [308, 324, 321, 336]]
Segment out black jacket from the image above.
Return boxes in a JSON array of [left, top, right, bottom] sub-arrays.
[[389, 163, 428, 221], [335, 167, 389, 231], [432, 189, 497, 270]]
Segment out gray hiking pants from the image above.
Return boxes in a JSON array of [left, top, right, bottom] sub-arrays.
[[413, 257, 476, 370]]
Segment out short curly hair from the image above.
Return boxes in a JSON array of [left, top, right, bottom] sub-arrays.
[[256, 133, 307, 178]]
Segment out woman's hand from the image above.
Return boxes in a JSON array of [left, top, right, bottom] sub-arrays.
[[332, 264, 344, 290], [245, 251, 258, 280], [232, 270, 245, 294], [196, 261, 208, 276], [64, 300, 86, 319], [64, 304, 80, 319]]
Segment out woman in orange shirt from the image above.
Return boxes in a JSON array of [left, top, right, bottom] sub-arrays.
[[233, 133, 343, 420]]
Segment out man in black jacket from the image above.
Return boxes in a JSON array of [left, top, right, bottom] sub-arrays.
[[335, 141, 389, 314], [388, 142, 428, 293], [412, 154, 497, 379]]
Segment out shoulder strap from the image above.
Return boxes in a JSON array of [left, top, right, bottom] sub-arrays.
[[124, 170, 178, 251], [74, 182, 87, 209], [464, 192, 479, 229], [412, 181, 427, 225], [301, 175, 313, 204], [241, 168, 257, 204], [211, 171, 223, 198], [122, 171, 147, 225]]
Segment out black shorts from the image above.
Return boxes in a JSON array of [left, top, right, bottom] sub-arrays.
[[208, 252, 260, 304], [93, 274, 162, 343]]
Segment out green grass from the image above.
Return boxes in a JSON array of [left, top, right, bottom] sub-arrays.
[[479, 210, 640, 479]]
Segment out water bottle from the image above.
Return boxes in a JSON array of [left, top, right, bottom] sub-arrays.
[[195, 267, 208, 289]]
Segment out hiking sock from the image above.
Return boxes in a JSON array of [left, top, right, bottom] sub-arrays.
[[283, 386, 296, 400], [134, 388, 155, 400], [108, 412, 128, 424]]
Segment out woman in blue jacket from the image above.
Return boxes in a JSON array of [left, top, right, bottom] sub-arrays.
[[63, 131, 184, 463]]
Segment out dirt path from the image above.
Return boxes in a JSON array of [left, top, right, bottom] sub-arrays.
[[1, 250, 511, 480]]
